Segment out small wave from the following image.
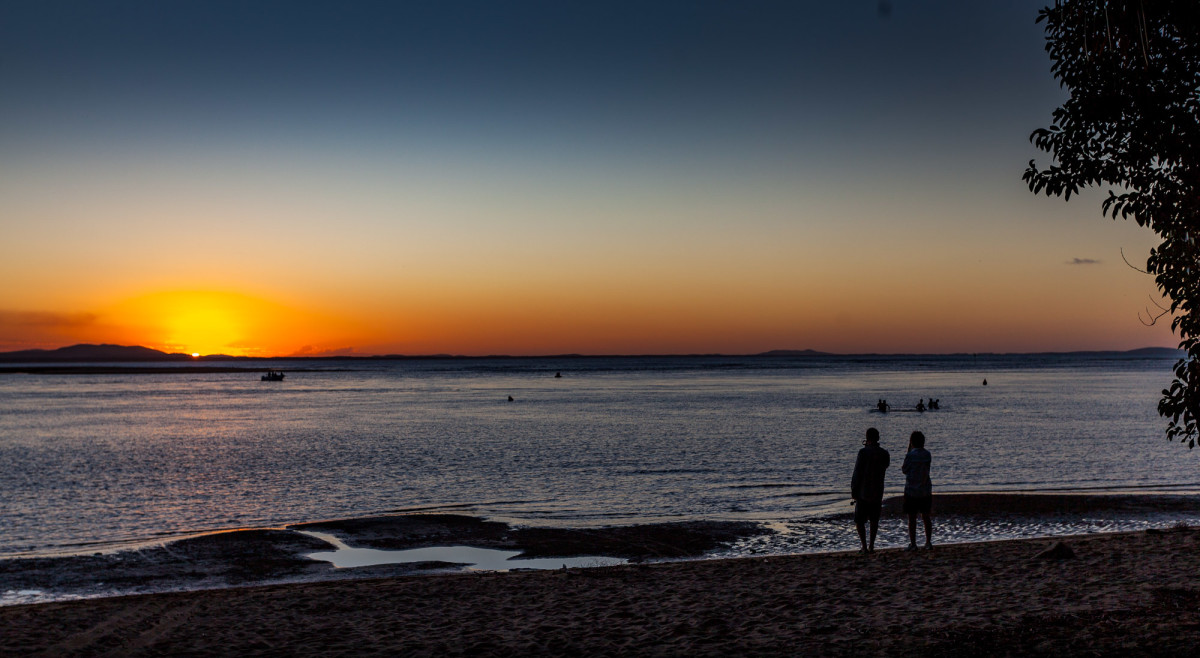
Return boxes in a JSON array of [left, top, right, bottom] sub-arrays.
[[623, 468, 720, 476], [374, 499, 550, 514]]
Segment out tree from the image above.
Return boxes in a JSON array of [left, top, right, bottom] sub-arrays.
[[1024, 0, 1200, 447]]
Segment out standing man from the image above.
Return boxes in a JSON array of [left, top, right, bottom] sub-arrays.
[[902, 430, 933, 550], [851, 427, 890, 554]]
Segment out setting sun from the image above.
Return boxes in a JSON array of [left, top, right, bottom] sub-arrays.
[[93, 290, 353, 357], [164, 297, 243, 355]]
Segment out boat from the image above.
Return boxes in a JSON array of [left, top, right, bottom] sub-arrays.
[[262, 370, 285, 381]]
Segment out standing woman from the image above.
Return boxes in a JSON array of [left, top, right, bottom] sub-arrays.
[[902, 431, 933, 550]]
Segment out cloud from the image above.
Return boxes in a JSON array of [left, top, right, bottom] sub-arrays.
[[1067, 258, 1101, 265], [0, 310, 103, 350], [289, 345, 359, 357], [0, 310, 99, 328]]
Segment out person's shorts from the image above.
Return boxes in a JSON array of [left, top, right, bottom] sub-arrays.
[[854, 499, 882, 524], [903, 494, 932, 515]]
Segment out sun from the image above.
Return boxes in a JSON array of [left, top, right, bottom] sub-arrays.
[[166, 300, 243, 355], [107, 290, 267, 356], [99, 288, 358, 357]]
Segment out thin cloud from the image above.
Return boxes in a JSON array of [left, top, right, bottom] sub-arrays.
[[290, 345, 359, 357], [1067, 258, 1101, 265], [0, 310, 103, 351], [0, 310, 99, 328]]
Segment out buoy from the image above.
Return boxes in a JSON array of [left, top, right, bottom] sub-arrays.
[[507, 395, 514, 402]]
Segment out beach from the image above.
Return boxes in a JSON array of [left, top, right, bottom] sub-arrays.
[[4, 527, 1200, 656]]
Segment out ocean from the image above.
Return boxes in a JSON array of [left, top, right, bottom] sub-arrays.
[[3, 353, 1198, 562]]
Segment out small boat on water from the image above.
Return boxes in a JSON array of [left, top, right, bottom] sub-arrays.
[[262, 370, 285, 381]]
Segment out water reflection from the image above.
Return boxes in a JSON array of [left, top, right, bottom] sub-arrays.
[[300, 531, 626, 571]]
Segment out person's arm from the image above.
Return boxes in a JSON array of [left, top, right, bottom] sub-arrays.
[[851, 450, 864, 500], [901, 452, 911, 475]]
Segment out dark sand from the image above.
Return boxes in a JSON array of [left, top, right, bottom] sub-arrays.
[[4, 527, 1200, 656], [294, 514, 766, 558]]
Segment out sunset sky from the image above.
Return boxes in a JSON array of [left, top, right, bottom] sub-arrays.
[[0, 1, 1177, 356]]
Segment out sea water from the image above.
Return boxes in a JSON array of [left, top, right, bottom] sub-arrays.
[[1, 354, 1197, 557]]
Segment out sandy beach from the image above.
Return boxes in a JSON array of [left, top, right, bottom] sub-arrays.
[[4, 526, 1200, 656]]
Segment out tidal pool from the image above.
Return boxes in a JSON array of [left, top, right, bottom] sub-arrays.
[[299, 531, 626, 571]]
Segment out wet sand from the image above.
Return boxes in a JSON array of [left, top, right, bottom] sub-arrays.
[[0, 517, 766, 603], [4, 527, 1200, 656]]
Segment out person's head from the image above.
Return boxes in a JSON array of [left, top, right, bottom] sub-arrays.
[[910, 431, 925, 449], [864, 427, 880, 445]]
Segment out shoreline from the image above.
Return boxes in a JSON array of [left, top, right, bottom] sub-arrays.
[[9, 489, 1200, 558], [4, 527, 1199, 655], [5, 492, 1200, 609]]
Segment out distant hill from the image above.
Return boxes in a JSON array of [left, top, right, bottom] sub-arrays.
[[1014, 347, 1184, 359], [1118, 347, 1185, 358], [0, 344, 190, 362]]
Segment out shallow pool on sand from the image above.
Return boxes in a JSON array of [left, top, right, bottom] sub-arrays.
[[299, 531, 626, 571]]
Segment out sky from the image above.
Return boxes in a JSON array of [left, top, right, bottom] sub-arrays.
[[0, 1, 1178, 356]]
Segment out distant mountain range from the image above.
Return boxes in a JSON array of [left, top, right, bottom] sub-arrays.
[[0, 343, 1185, 362], [0, 344, 194, 362]]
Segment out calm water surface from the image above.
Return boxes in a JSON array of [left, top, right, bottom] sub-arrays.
[[0, 355, 1195, 556]]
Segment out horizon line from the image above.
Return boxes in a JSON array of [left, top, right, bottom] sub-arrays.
[[0, 343, 1183, 362]]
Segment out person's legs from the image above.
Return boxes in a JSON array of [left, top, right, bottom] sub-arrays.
[[856, 520, 868, 552], [922, 512, 933, 548], [868, 517, 878, 552], [907, 513, 917, 548]]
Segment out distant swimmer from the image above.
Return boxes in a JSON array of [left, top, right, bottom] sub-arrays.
[[508, 395, 514, 402], [555, 372, 562, 378], [916, 400, 926, 413], [983, 379, 988, 386]]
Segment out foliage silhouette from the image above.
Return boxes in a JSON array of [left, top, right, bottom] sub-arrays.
[[1024, 0, 1200, 447]]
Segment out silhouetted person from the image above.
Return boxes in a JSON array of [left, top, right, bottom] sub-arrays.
[[851, 427, 890, 554], [507, 395, 514, 402], [555, 372, 562, 378], [902, 431, 933, 550], [931, 399, 939, 410], [915, 400, 925, 413], [983, 378, 988, 386]]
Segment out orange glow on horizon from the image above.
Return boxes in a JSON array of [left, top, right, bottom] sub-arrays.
[[96, 290, 358, 357], [0, 275, 1176, 357]]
